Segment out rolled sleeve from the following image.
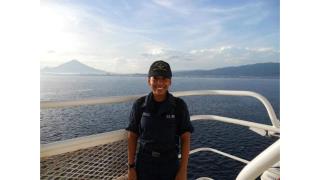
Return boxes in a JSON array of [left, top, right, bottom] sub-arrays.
[[177, 99, 194, 135], [125, 101, 141, 135]]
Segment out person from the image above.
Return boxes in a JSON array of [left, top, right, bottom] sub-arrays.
[[126, 60, 194, 180]]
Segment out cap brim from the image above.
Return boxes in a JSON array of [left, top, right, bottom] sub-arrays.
[[148, 71, 171, 78]]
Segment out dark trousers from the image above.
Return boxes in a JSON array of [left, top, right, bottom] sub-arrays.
[[136, 151, 179, 180]]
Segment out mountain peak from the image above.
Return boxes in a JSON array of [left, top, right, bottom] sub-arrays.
[[69, 59, 81, 63], [41, 60, 107, 75]]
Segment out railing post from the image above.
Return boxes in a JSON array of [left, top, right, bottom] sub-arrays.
[[236, 139, 280, 180]]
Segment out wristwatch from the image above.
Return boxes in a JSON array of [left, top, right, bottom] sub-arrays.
[[128, 163, 135, 169]]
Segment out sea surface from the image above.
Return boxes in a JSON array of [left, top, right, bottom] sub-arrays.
[[40, 75, 280, 180]]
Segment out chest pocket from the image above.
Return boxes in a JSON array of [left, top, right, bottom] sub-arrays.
[[140, 110, 178, 141], [141, 112, 152, 129], [163, 114, 176, 128]]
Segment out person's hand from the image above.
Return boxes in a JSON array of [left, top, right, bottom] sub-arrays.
[[175, 168, 187, 180], [128, 168, 137, 180]]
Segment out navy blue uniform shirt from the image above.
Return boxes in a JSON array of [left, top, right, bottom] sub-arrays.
[[126, 92, 194, 153]]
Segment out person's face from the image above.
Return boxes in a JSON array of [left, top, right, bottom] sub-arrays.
[[148, 76, 171, 96]]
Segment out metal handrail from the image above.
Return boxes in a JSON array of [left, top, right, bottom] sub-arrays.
[[41, 90, 280, 180], [41, 114, 279, 158], [188, 147, 250, 164], [236, 140, 280, 180], [41, 129, 127, 158], [41, 90, 280, 128], [172, 90, 279, 128], [191, 115, 280, 133]]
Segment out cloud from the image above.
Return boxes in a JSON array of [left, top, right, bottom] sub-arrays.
[[40, 0, 279, 73], [141, 48, 193, 62], [151, 0, 191, 15], [47, 50, 56, 54], [187, 46, 279, 69], [138, 46, 279, 71], [152, 0, 173, 8]]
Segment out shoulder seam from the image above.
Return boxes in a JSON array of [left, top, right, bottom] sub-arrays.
[[174, 97, 185, 106], [135, 96, 146, 106]]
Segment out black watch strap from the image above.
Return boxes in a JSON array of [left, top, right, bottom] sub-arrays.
[[128, 163, 135, 168]]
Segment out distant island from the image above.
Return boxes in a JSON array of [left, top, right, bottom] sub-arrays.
[[41, 59, 109, 75], [41, 60, 279, 78], [174, 62, 280, 77]]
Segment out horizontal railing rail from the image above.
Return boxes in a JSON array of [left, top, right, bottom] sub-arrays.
[[41, 90, 280, 128], [189, 147, 249, 164], [236, 140, 280, 180], [41, 129, 127, 158], [41, 113, 279, 159], [191, 115, 280, 133], [41, 94, 144, 109], [41, 90, 280, 180]]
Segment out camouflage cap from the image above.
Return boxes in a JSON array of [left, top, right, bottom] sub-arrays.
[[148, 60, 172, 78]]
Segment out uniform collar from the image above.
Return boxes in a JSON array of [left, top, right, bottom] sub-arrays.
[[142, 91, 176, 111]]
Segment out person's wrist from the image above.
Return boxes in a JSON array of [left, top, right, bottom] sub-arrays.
[[127, 162, 136, 169]]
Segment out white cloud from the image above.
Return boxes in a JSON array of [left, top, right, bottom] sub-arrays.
[[137, 46, 279, 71], [41, 45, 279, 73], [152, 0, 191, 15], [188, 46, 279, 69], [152, 0, 173, 8], [40, 1, 279, 73]]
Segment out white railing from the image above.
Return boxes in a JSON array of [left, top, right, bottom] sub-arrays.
[[41, 129, 127, 158], [236, 140, 280, 180], [189, 147, 250, 164], [41, 90, 280, 180], [41, 90, 280, 128]]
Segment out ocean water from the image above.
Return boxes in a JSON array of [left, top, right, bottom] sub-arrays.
[[40, 75, 280, 180]]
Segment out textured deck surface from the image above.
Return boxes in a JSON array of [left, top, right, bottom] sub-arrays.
[[41, 139, 128, 180]]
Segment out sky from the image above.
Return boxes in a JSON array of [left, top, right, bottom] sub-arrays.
[[40, 0, 279, 74]]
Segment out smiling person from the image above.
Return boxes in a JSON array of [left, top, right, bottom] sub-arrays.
[[126, 60, 194, 180]]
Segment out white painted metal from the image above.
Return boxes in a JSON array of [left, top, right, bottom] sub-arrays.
[[236, 140, 280, 180], [41, 90, 280, 128], [260, 167, 280, 180], [249, 127, 268, 136], [41, 94, 144, 109], [41, 114, 279, 159], [41, 129, 127, 158], [189, 147, 249, 164], [191, 115, 280, 133], [40, 90, 280, 179], [260, 162, 280, 180], [196, 177, 214, 180], [172, 90, 279, 128]]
